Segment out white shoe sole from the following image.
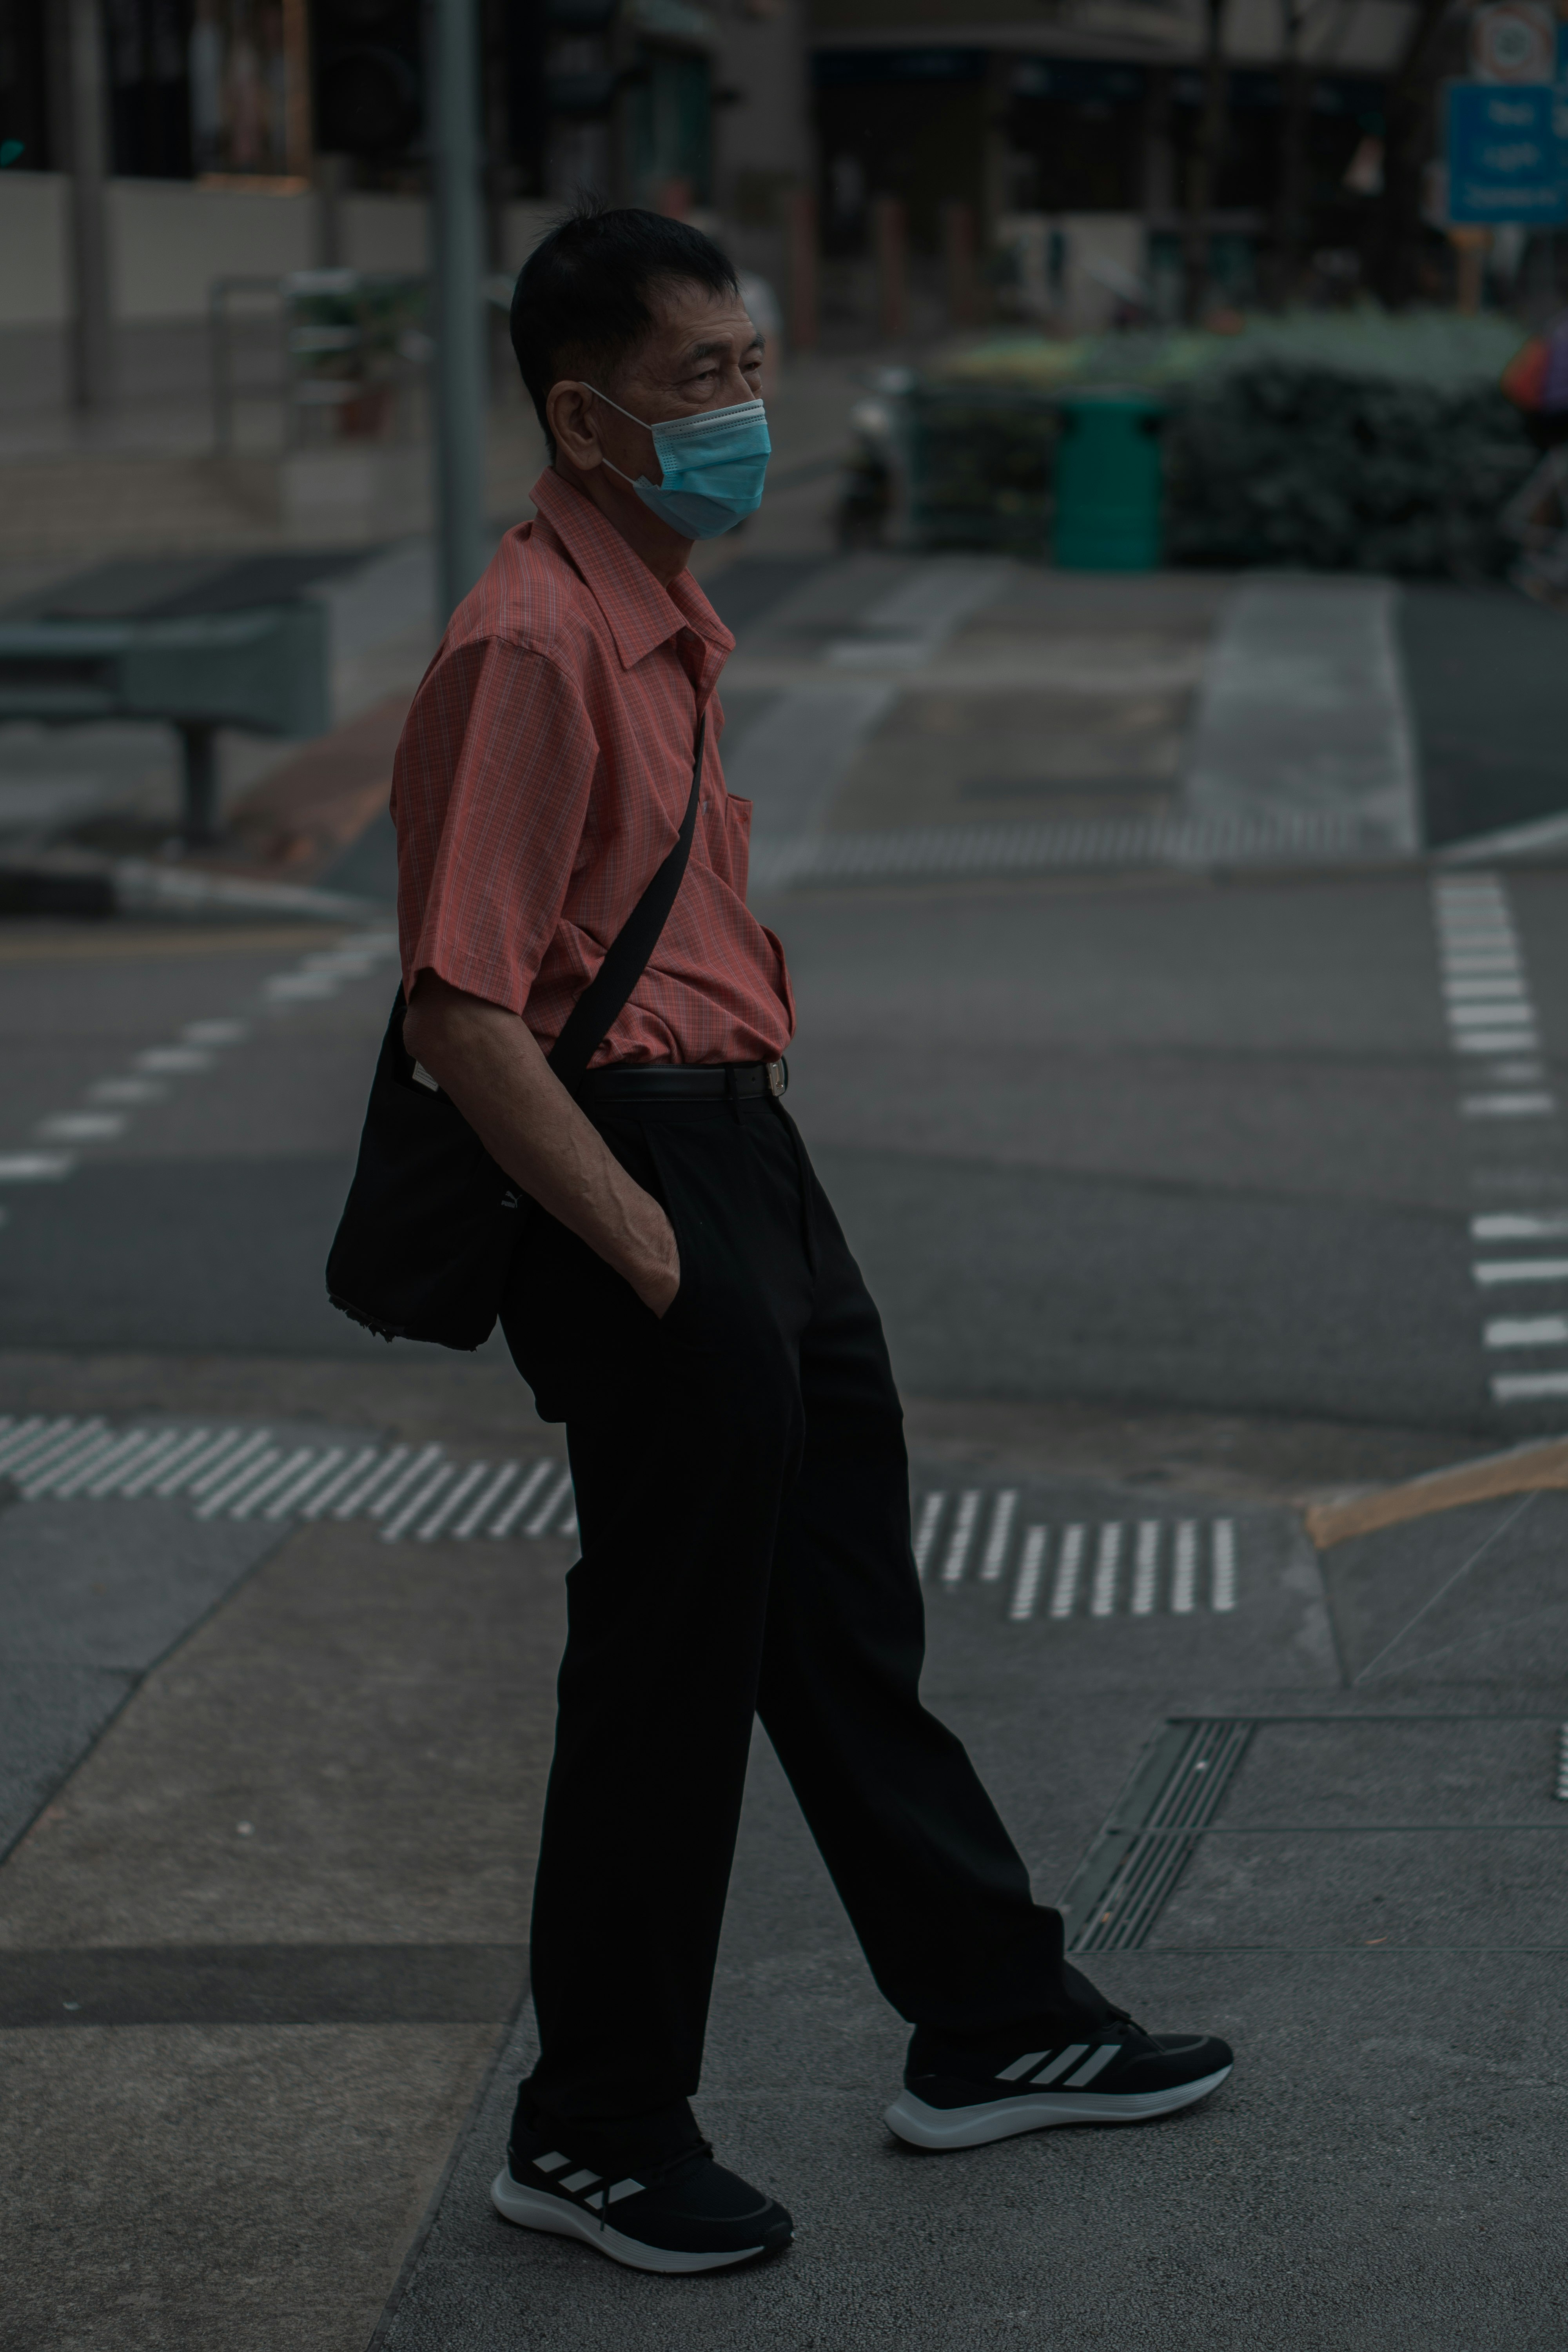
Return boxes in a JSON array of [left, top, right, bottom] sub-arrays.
[[490, 2168, 775, 2274], [884, 2064, 1233, 2150]]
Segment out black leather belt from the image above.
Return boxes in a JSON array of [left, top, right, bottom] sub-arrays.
[[578, 1058, 787, 1102]]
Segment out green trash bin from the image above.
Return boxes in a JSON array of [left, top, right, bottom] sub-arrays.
[[1051, 390, 1165, 571]]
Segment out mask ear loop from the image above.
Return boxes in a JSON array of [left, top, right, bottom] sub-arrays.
[[580, 384, 656, 494]]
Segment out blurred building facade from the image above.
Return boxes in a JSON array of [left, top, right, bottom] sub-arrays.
[[0, 0, 815, 413], [807, 0, 1426, 328]]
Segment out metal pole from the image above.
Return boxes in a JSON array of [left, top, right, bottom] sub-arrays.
[[427, 0, 487, 621], [178, 723, 221, 848], [65, 0, 114, 411]]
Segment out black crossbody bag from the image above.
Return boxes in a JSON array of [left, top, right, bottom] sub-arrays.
[[325, 715, 706, 1352]]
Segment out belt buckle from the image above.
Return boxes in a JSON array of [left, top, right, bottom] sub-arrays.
[[766, 1058, 786, 1098]]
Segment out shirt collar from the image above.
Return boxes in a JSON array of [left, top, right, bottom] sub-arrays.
[[530, 469, 735, 677]]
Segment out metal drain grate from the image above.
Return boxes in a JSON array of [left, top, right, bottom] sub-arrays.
[[1061, 1717, 1254, 1953]]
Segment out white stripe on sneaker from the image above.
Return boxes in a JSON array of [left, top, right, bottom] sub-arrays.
[[1029, 2044, 1089, 2084], [1063, 2044, 1120, 2088]]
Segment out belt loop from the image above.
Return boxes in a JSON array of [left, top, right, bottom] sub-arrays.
[[724, 1063, 742, 1127]]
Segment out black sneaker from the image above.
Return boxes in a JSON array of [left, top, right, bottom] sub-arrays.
[[886, 2016, 1233, 2150], [491, 2100, 793, 2275]]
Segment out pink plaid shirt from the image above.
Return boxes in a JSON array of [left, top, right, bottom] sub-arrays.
[[392, 468, 794, 1067]]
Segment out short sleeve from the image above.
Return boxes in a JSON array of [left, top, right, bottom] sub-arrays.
[[393, 637, 599, 1018]]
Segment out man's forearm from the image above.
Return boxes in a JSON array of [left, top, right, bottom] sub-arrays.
[[401, 973, 679, 1314]]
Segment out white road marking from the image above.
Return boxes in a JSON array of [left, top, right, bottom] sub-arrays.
[[1557, 1725, 1568, 1804], [1089, 1522, 1122, 1617], [154, 1428, 247, 1495], [523, 1466, 575, 1538], [1472, 1212, 1568, 1241], [1171, 1521, 1198, 1614], [380, 1464, 458, 1541], [0, 1153, 75, 1180], [36, 1113, 125, 1142], [365, 1445, 445, 1519], [415, 1460, 490, 1540], [228, 1447, 319, 1520], [452, 1461, 521, 1538], [1009, 1526, 1047, 1621], [1473, 1258, 1568, 1286], [2, 1419, 104, 1484], [1447, 999, 1534, 1025], [0, 1417, 66, 1475], [1132, 1520, 1160, 1615], [1462, 1094, 1556, 1117], [488, 1460, 556, 1537], [1443, 979, 1530, 1000], [87, 1079, 164, 1105], [1485, 1316, 1568, 1348], [264, 973, 339, 1000], [1493, 1371, 1568, 1401], [1049, 1524, 1086, 1619], [912, 1491, 946, 1579], [52, 1430, 155, 1499], [194, 1446, 285, 1518], [1212, 1519, 1237, 1612], [183, 1020, 249, 1045], [120, 1428, 210, 1494], [261, 1448, 348, 1519], [134, 1047, 213, 1074], [331, 1447, 411, 1517], [91, 1429, 187, 1494], [1455, 1032, 1542, 1056], [22, 1426, 130, 1497], [979, 1489, 1017, 1582], [941, 1490, 982, 1585], [187, 1431, 274, 1497], [298, 1447, 381, 1519]]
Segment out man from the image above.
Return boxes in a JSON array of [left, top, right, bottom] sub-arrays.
[[395, 203, 1232, 2278]]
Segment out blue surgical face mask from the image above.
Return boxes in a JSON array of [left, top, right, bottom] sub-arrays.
[[585, 385, 771, 538]]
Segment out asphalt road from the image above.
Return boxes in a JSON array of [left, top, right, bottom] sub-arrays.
[[0, 858, 1561, 1437]]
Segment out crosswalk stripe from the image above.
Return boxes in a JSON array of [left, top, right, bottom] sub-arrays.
[[489, 1460, 556, 1537], [380, 1463, 458, 1542], [912, 1491, 945, 1579], [1009, 1526, 1046, 1622], [189, 1431, 272, 1498], [299, 1447, 380, 1519], [979, 1489, 1017, 1581], [1131, 1519, 1160, 1615], [195, 1447, 284, 1518], [451, 1461, 521, 1538], [1049, 1525, 1086, 1619], [416, 1461, 489, 1541], [523, 1466, 574, 1539], [154, 1429, 245, 1495], [940, 1490, 982, 1585]]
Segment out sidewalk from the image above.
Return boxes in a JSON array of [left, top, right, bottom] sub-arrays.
[[5, 1343, 1566, 2349], [0, 1349, 566, 2352]]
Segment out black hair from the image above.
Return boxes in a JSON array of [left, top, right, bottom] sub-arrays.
[[510, 199, 740, 457]]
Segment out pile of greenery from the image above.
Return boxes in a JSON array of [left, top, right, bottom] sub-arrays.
[[906, 386, 1059, 555], [915, 311, 1539, 576], [1163, 362, 1534, 574]]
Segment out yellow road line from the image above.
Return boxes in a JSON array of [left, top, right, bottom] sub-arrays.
[[1305, 1437, 1568, 1548]]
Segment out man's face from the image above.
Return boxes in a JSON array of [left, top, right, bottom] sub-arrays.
[[590, 279, 763, 487]]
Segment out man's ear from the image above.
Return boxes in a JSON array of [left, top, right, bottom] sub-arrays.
[[547, 381, 602, 471]]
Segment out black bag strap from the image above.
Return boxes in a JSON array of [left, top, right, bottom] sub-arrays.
[[545, 710, 707, 1096]]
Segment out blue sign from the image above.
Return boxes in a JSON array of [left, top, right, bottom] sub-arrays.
[[1447, 82, 1568, 223]]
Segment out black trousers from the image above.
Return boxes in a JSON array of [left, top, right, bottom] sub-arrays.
[[501, 1087, 1093, 2126]]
